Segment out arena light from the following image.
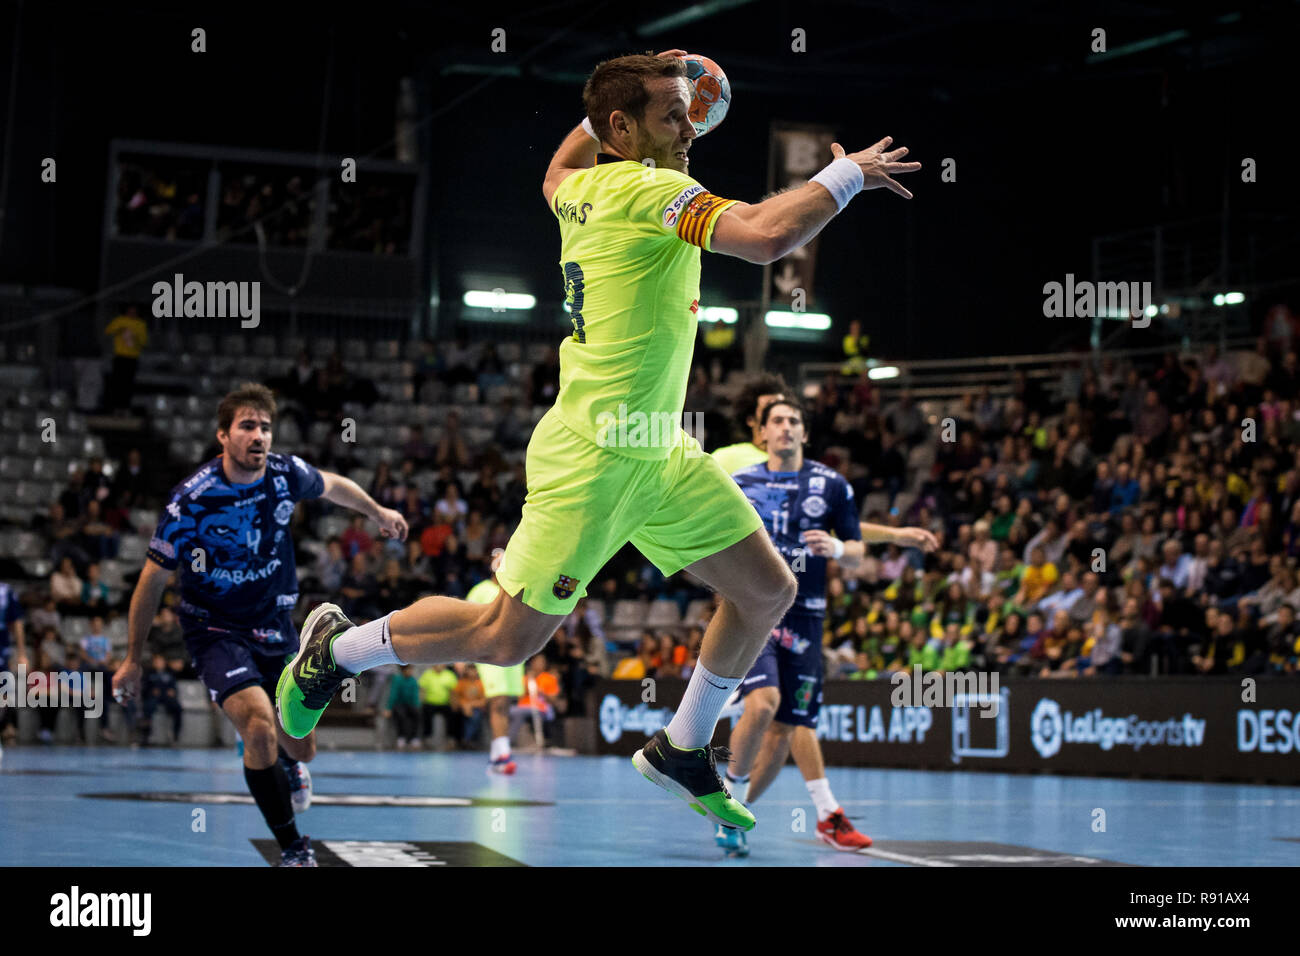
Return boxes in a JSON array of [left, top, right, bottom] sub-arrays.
[[463, 290, 536, 310], [764, 310, 831, 330], [1213, 294, 1225, 306], [1144, 303, 1158, 318], [700, 307, 738, 324], [867, 365, 900, 380], [1224, 291, 1245, 305]]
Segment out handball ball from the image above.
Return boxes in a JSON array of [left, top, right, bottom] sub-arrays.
[[680, 54, 730, 137]]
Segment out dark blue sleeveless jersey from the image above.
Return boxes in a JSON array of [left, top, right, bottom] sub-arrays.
[[146, 454, 324, 632], [732, 459, 860, 616]]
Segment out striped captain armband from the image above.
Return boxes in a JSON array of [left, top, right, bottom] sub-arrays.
[[662, 186, 738, 248]]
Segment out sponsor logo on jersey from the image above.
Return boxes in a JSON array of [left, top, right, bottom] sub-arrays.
[[273, 499, 295, 525], [277, 592, 298, 608], [552, 574, 579, 600], [801, 494, 827, 518], [273, 476, 289, 497], [809, 476, 826, 494], [205, 559, 283, 586], [291, 455, 310, 475], [165, 500, 181, 519], [268, 457, 289, 472], [187, 475, 218, 499], [772, 625, 811, 655], [661, 183, 705, 229], [225, 666, 249, 678]]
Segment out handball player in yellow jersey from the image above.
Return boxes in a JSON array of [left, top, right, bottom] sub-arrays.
[[280, 49, 920, 833]]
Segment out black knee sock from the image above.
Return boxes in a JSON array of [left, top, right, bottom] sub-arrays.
[[244, 763, 300, 850]]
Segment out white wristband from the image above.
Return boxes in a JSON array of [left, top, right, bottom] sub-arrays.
[[810, 158, 864, 213], [581, 116, 599, 142], [830, 537, 845, 560]]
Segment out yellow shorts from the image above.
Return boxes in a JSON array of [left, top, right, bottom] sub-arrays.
[[496, 409, 762, 615]]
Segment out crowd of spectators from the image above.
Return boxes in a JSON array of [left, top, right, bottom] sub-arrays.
[[7, 323, 1300, 752], [114, 160, 413, 255], [114, 162, 205, 240], [801, 335, 1300, 679]]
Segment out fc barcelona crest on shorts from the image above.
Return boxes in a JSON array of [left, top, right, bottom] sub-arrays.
[[552, 574, 579, 600]]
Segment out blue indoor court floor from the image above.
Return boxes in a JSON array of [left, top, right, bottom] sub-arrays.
[[1, 747, 1297, 867]]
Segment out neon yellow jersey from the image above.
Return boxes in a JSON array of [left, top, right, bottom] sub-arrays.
[[550, 154, 739, 459], [466, 579, 500, 605], [711, 441, 766, 476]]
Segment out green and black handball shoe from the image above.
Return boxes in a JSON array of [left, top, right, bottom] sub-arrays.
[[633, 728, 756, 831], [277, 603, 356, 739]]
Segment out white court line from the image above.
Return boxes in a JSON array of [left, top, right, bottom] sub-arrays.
[[858, 847, 956, 867]]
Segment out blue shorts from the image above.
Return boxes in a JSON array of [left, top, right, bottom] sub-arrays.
[[738, 611, 824, 728], [185, 617, 298, 708]]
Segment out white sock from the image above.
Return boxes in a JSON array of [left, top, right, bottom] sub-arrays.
[[725, 771, 750, 804], [665, 662, 742, 750], [330, 613, 405, 673], [806, 777, 838, 822], [490, 735, 510, 761]]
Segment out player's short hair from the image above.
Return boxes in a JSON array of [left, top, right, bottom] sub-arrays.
[[217, 382, 276, 433], [583, 52, 688, 144], [734, 372, 791, 433], [759, 396, 806, 429]]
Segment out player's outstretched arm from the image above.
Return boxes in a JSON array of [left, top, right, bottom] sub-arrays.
[[861, 522, 939, 552], [320, 470, 409, 541], [113, 558, 171, 702], [711, 136, 920, 264]]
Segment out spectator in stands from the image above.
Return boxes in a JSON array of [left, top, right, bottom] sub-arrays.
[[138, 652, 182, 746], [461, 510, 489, 566], [612, 633, 660, 680], [80, 616, 111, 670], [383, 663, 421, 750], [530, 347, 560, 407], [77, 500, 118, 562], [883, 391, 926, 447], [28, 595, 60, 638], [434, 483, 468, 533], [375, 558, 415, 611], [494, 395, 530, 451], [443, 332, 477, 386], [339, 552, 379, 620], [453, 664, 486, 748], [418, 664, 460, 748], [402, 424, 434, 467], [340, 515, 373, 559], [312, 538, 347, 594], [103, 305, 149, 414], [1264, 604, 1300, 672], [840, 318, 870, 375], [147, 606, 188, 676], [50, 557, 83, 612], [509, 655, 561, 746], [110, 448, 148, 513], [368, 461, 400, 509], [400, 538, 437, 596], [45, 502, 87, 568], [81, 563, 112, 612], [436, 411, 471, 468], [412, 340, 444, 400]]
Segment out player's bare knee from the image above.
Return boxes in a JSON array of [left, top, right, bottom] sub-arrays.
[[244, 716, 278, 758]]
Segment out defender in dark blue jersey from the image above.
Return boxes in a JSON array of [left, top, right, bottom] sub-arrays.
[[716, 397, 936, 856], [111, 384, 407, 866]]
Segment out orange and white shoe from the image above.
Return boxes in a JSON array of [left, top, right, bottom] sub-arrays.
[[816, 809, 872, 851]]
